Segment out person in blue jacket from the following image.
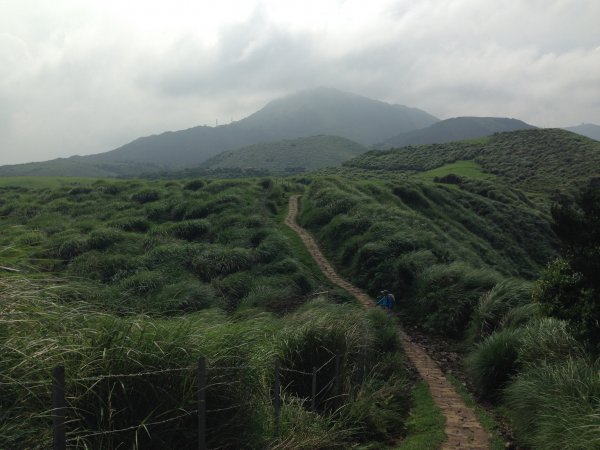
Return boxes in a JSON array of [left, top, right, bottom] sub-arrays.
[[377, 289, 395, 311]]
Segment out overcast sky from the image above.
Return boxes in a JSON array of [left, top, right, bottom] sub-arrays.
[[1, 0, 599, 165]]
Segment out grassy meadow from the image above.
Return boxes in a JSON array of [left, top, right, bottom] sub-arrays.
[[1, 177, 416, 449]]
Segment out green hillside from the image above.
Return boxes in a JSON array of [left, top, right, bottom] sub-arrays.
[[347, 128, 600, 197], [202, 135, 367, 172]]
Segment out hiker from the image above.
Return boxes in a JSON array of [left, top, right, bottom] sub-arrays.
[[376, 289, 395, 311]]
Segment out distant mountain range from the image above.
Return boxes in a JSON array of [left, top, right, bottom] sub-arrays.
[[563, 124, 600, 141], [377, 117, 536, 149], [201, 135, 366, 172], [2, 87, 595, 179], [0, 87, 438, 177]]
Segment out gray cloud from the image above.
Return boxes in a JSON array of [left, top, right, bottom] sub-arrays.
[[1, 0, 599, 165]]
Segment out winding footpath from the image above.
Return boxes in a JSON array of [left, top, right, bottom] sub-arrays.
[[285, 195, 490, 450]]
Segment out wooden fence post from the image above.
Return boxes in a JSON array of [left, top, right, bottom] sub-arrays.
[[52, 364, 66, 450], [333, 354, 341, 407], [197, 357, 206, 450], [311, 366, 317, 411], [273, 359, 281, 436]]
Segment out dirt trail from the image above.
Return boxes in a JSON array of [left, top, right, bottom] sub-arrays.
[[285, 195, 490, 450]]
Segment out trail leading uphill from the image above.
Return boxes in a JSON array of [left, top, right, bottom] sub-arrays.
[[285, 194, 490, 450]]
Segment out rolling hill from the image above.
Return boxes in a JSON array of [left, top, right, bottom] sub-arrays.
[[0, 88, 437, 177], [346, 128, 600, 196], [201, 135, 367, 172], [377, 117, 535, 149]]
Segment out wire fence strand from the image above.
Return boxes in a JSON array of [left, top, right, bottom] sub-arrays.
[[65, 409, 199, 442]]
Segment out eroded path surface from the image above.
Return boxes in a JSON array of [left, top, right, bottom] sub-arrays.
[[285, 195, 490, 450]]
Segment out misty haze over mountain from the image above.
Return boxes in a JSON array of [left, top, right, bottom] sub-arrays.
[[1, 1, 599, 166]]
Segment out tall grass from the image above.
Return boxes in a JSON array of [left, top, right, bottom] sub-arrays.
[[503, 357, 600, 450], [1, 279, 413, 449]]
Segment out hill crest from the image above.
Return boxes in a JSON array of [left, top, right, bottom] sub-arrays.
[[378, 116, 535, 149]]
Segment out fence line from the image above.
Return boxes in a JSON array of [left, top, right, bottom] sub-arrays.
[[4, 354, 345, 450]]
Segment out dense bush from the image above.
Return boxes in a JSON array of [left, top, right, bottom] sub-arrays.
[[414, 263, 500, 337], [131, 189, 161, 203], [503, 357, 600, 449], [469, 279, 532, 341], [533, 182, 600, 351], [1, 281, 413, 449], [466, 328, 522, 400]]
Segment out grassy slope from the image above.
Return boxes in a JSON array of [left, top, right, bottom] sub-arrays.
[[346, 128, 600, 198], [418, 160, 494, 181], [302, 129, 600, 448], [202, 135, 367, 172]]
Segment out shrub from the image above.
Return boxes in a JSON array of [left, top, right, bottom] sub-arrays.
[[504, 357, 600, 449], [434, 173, 462, 184], [183, 179, 205, 191], [109, 217, 150, 233], [157, 281, 218, 313], [119, 270, 165, 295], [466, 328, 522, 400], [54, 236, 89, 260], [131, 189, 161, 203], [87, 228, 124, 250], [68, 252, 139, 283], [517, 318, 583, 366], [415, 263, 500, 337], [192, 247, 252, 281], [143, 243, 202, 270], [168, 220, 211, 241], [146, 200, 176, 221], [500, 302, 540, 329], [469, 279, 532, 341]]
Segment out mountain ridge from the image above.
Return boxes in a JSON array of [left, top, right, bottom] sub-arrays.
[[0, 87, 438, 177], [377, 116, 536, 149]]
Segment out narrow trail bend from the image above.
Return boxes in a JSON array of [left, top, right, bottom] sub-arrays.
[[285, 195, 490, 450]]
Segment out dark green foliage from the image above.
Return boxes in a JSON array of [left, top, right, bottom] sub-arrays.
[[434, 173, 462, 184], [193, 247, 252, 281], [87, 228, 124, 250], [469, 279, 533, 340], [466, 328, 522, 400], [183, 179, 205, 191], [54, 235, 89, 260], [109, 217, 150, 232], [517, 318, 584, 365], [167, 219, 211, 241], [68, 252, 138, 282], [415, 263, 500, 337], [535, 181, 600, 351], [503, 358, 600, 449], [130, 189, 161, 203]]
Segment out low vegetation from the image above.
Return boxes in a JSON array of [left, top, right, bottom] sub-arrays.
[[1, 177, 416, 449]]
